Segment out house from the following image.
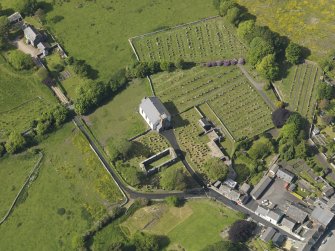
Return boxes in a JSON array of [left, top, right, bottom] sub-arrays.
[[8, 12, 23, 25], [239, 183, 251, 194], [255, 205, 269, 217], [327, 196, 335, 211], [280, 217, 297, 232], [266, 208, 284, 224], [276, 168, 295, 183], [250, 175, 273, 200], [272, 232, 285, 247], [286, 204, 309, 223], [139, 97, 171, 132], [260, 227, 276, 242], [223, 178, 237, 189], [213, 180, 221, 188], [323, 186, 335, 198], [269, 163, 279, 177], [310, 206, 335, 227], [23, 25, 45, 47], [37, 42, 51, 56], [198, 117, 212, 130], [312, 127, 320, 136]]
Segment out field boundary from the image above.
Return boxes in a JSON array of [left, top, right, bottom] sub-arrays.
[[0, 152, 44, 225], [0, 96, 43, 115]]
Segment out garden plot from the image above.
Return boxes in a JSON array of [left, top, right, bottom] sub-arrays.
[[152, 66, 273, 140], [275, 62, 321, 120], [132, 17, 247, 62]]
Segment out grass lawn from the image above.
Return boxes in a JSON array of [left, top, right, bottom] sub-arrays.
[[86, 79, 150, 148], [133, 17, 247, 62], [0, 55, 57, 139], [4, 0, 216, 82], [236, 0, 335, 61], [0, 152, 39, 218], [95, 199, 242, 251], [274, 62, 320, 121], [0, 123, 123, 251]]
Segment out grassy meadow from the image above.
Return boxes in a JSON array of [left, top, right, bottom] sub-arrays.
[[93, 199, 243, 251], [236, 0, 335, 61], [0, 124, 123, 251], [0, 55, 57, 139]]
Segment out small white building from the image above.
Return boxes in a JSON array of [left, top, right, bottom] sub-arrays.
[[139, 97, 171, 132]]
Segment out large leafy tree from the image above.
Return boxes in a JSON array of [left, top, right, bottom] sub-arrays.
[[160, 167, 187, 191], [219, 0, 237, 16], [228, 220, 256, 243], [14, 0, 37, 16], [286, 42, 303, 64], [203, 158, 229, 181], [5, 132, 26, 154], [248, 137, 274, 160], [132, 232, 160, 251], [225, 7, 242, 26], [247, 37, 274, 66], [256, 54, 279, 81], [237, 20, 256, 43]]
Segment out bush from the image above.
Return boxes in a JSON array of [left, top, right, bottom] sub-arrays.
[[36, 67, 49, 80], [57, 208, 66, 215], [160, 167, 187, 191], [7, 50, 34, 70], [165, 196, 182, 207], [132, 232, 160, 251], [160, 61, 174, 72], [203, 158, 229, 181], [248, 137, 274, 160], [225, 6, 243, 26], [219, 0, 237, 17], [228, 220, 256, 243], [5, 131, 26, 154], [286, 42, 303, 64]]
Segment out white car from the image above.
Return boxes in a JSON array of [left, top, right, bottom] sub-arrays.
[[322, 239, 327, 245]]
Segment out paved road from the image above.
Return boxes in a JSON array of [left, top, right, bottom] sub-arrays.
[[238, 64, 276, 111]]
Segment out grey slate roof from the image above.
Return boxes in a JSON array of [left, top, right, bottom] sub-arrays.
[[240, 182, 251, 194], [276, 168, 295, 183], [286, 204, 309, 223], [272, 232, 285, 247], [24, 26, 40, 42], [8, 12, 22, 23], [255, 205, 269, 216], [269, 163, 279, 174], [267, 208, 284, 223], [311, 206, 335, 227], [250, 175, 273, 199], [281, 217, 296, 231], [323, 186, 335, 198], [260, 227, 276, 242], [140, 97, 170, 125]]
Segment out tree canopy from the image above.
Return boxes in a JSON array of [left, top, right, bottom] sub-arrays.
[[286, 42, 304, 65], [318, 83, 334, 100], [228, 220, 256, 243], [5, 131, 26, 154], [160, 167, 187, 191], [256, 54, 279, 81], [248, 137, 274, 160], [272, 108, 291, 128], [247, 37, 274, 66], [225, 7, 243, 26], [7, 50, 34, 70], [237, 20, 256, 43], [203, 158, 229, 181], [219, 0, 237, 17], [132, 232, 160, 251], [14, 0, 37, 16]]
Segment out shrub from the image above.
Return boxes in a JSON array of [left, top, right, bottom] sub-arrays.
[[286, 42, 304, 64], [36, 67, 49, 80], [160, 167, 187, 191], [203, 158, 229, 181], [7, 50, 34, 70], [57, 208, 66, 215], [165, 196, 182, 207], [5, 131, 26, 154]]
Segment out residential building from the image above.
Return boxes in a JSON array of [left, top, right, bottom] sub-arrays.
[[23, 25, 44, 47], [276, 168, 295, 183], [286, 204, 309, 223], [37, 42, 51, 56], [250, 175, 273, 200], [139, 97, 171, 132], [280, 217, 297, 232], [255, 205, 269, 217], [272, 232, 285, 247], [8, 12, 23, 24], [310, 206, 335, 227], [260, 227, 276, 242], [239, 182, 251, 194], [266, 208, 284, 224], [269, 163, 279, 177], [323, 186, 335, 198]]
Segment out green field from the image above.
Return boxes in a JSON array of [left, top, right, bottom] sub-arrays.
[[132, 17, 247, 62], [153, 66, 273, 140], [94, 199, 242, 251], [0, 56, 57, 139], [236, 0, 335, 61], [0, 124, 123, 250], [274, 62, 321, 120], [0, 152, 40, 218]]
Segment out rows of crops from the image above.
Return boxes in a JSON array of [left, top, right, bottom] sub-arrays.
[[152, 66, 273, 140], [284, 62, 320, 120], [132, 18, 247, 62]]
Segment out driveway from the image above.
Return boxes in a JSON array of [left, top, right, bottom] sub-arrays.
[[12, 38, 40, 57]]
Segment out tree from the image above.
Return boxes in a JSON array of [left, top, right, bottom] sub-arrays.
[[52, 105, 70, 126], [5, 132, 26, 154], [132, 232, 159, 251], [256, 54, 279, 81], [275, 101, 285, 109], [203, 158, 229, 181], [272, 108, 291, 128], [14, 0, 37, 16], [160, 167, 187, 191], [225, 7, 242, 26], [0, 16, 9, 37], [237, 20, 256, 43], [165, 196, 182, 207], [160, 61, 174, 72], [248, 137, 274, 160], [34, 8, 45, 23], [219, 0, 237, 16], [7, 50, 34, 70], [175, 58, 187, 70], [295, 141, 308, 159], [286, 42, 303, 64], [228, 220, 256, 243], [318, 83, 334, 100], [247, 37, 274, 66], [279, 143, 295, 160]]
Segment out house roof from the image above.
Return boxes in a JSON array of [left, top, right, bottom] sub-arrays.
[[260, 227, 277, 242], [255, 205, 269, 216], [311, 206, 335, 227], [37, 42, 51, 50], [269, 163, 279, 174], [286, 204, 309, 223], [323, 186, 335, 197], [240, 183, 251, 194], [250, 175, 273, 199], [281, 217, 296, 231], [267, 208, 284, 222], [223, 178, 237, 188], [24, 26, 41, 42], [140, 97, 170, 125], [277, 168, 295, 183], [272, 232, 285, 247], [8, 12, 22, 23]]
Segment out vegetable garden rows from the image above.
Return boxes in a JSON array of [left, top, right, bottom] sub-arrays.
[[286, 62, 320, 120], [132, 18, 247, 62], [152, 66, 273, 140]]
